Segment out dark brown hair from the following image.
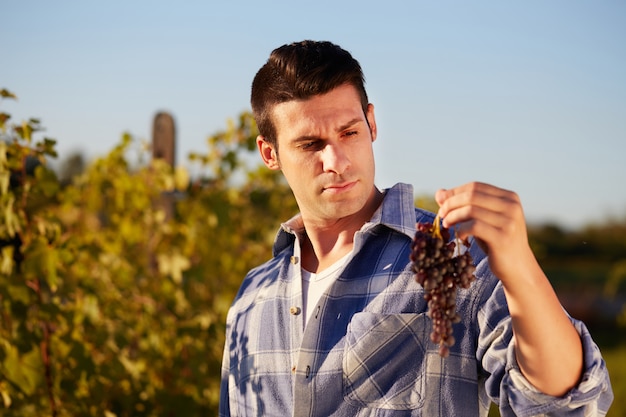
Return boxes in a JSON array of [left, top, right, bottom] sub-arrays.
[[251, 40, 368, 148]]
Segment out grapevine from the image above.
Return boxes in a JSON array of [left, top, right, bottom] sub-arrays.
[[409, 216, 476, 357]]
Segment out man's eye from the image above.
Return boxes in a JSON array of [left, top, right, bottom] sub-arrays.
[[344, 130, 358, 137], [301, 141, 321, 150]]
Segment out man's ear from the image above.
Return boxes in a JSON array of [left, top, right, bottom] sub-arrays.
[[366, 103, 378, 142], [257, 135, 280, 170]]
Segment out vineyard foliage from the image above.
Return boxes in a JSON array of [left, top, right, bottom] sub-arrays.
[[0, 89, 297, 416]]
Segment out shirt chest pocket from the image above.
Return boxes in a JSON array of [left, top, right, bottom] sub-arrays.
[[343, 312, 429, 410]]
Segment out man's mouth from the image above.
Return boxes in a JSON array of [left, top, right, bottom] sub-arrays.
[[323, 181, 357, 193]]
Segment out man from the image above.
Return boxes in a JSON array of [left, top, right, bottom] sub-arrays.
[[219, 40, 613, 416]]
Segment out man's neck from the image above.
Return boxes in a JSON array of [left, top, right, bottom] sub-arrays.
[[300, 188, 384, 273]]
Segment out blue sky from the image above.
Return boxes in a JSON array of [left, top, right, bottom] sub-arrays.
[[3, 1, 625, 229]]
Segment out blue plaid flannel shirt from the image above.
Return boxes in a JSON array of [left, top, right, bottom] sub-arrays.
[[220, 183, 613, 416]]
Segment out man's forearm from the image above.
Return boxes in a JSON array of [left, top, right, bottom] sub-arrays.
[[503, 258, 583, 397]]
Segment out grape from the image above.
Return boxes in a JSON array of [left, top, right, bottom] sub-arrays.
[[410, 218, 476, 357]]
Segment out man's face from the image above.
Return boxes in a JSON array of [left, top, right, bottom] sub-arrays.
[[258, 83, 378, 224]]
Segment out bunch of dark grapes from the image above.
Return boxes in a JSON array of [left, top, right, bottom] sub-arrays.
[[409, 219, 476, 357]]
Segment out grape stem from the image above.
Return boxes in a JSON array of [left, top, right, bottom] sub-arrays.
[[432, 214, 443, 240]]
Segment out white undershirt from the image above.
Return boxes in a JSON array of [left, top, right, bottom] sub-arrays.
[[301, 251, 353, 327]]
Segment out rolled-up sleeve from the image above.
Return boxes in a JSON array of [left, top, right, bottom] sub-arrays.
[[477, 278, 614, 416]]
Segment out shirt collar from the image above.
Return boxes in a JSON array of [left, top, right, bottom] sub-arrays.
[[272, 183, 418, 256], [365, 182, 418, 239]]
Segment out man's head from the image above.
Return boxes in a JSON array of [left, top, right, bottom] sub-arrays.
[[251, 40, 369, 150], [252, 41, 379, 226]]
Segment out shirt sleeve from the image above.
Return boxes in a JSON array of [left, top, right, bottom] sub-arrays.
[[476, 269, 614, 416], [219, 323, 232, 417]]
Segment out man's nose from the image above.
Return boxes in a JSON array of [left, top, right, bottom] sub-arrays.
[[322, 143, 350, 174]]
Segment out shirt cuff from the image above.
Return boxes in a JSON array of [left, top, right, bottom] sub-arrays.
[[504, 319, 613, 416]]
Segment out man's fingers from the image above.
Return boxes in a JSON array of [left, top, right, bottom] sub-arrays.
[[437, 182, 520, 223]]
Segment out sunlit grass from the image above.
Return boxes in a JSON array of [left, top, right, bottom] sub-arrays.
[[604, 343, 626, 416]]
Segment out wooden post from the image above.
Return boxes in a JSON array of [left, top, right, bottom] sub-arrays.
[[152, 112, 177, 221], [152, 112, 176, 166]]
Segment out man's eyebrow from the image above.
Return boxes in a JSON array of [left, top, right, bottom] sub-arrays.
[[291, 118, 365, 144], [336, 117, 364, 132]]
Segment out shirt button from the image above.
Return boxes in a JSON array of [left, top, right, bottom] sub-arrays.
[[291, 366, 296, 373], [289, 306, 301, 315], [290, 256, 299, 264]]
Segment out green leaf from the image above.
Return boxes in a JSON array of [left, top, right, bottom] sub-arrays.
[[39, 138, 58, 158], [0, 113, 10, 132], [7, 282, 33, 306], [1, 195, 19, 237], [23, 237, 58, 292], [0, 342, 43, 396], [34, 165, 60, 197], [0, 385, 10, 408], [157, 252, 190, 284], [0, 89, 17, 99], [0, 246, 14, 275], [118, 354, 146, 381], [0, 171, 9, 195]]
